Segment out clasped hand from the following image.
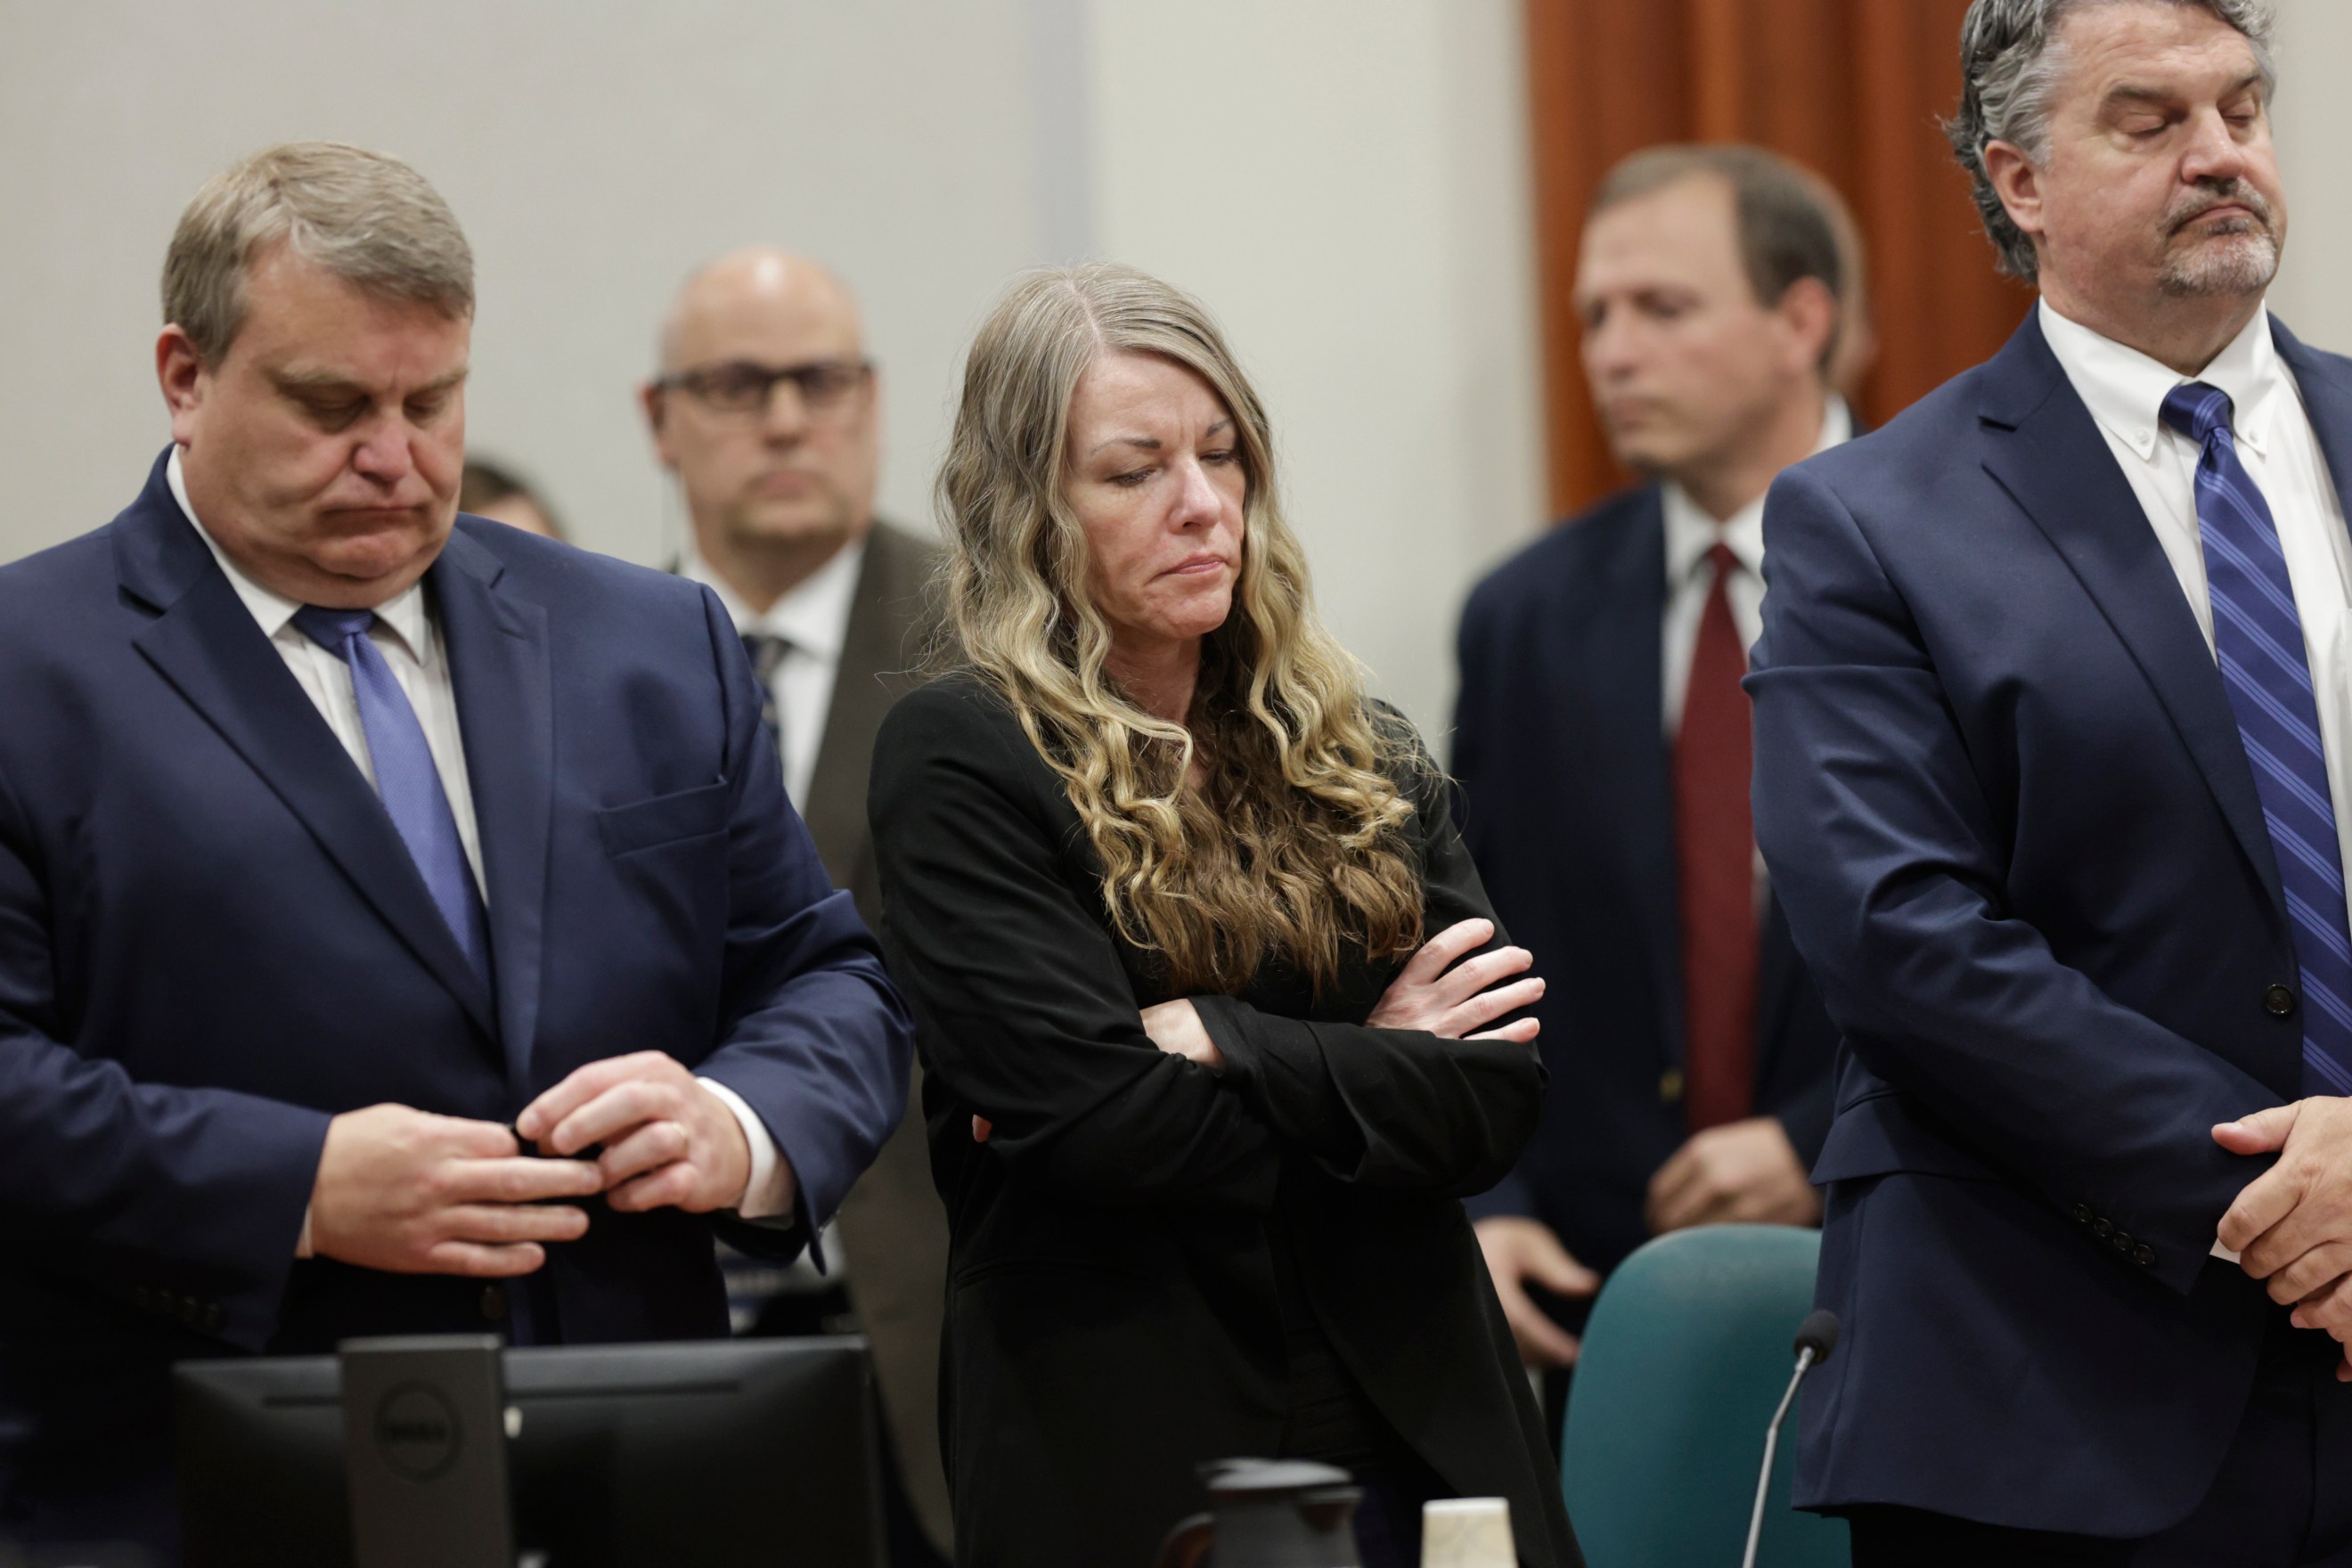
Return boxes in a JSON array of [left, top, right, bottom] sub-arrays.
[[309, 1051, 755, 1278], [2215, 1096, 2352, 1376], [970, 918, 1539, 1144]]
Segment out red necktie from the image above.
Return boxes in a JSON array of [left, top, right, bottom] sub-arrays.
[[1676, 542, 1759, 1131]]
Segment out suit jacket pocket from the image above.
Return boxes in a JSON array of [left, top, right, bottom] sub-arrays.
[[597, 780, 732, 857], [1810, 1089, 2006, 1184]]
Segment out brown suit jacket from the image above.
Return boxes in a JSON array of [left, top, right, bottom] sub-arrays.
[[800, 520, 953, 1554]]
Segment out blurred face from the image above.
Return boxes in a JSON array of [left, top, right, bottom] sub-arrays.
[[1061, 352, 1247, 665], [159, 243, 469, 608], [1574, 176, 1820, 479], [1997, 3, 2283, 313], [647, 254, 879, 560]]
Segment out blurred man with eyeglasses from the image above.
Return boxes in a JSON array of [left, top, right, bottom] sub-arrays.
[[641, 246, 951, 1566]]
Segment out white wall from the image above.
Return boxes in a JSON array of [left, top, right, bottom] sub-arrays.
[[0, 0, 1051, 566], [2270, 0, 2352, 353], [0, 0, 1544, 739], [1086, 0, 1546, 739]]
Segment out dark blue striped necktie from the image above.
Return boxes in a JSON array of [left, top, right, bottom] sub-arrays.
[[2162, 380, 2352, 1094]]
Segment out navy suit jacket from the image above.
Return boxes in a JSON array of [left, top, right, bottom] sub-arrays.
[[1452, 489, 1836, 1283], [0, 453, 911, 1549], [1749, 312, 2352, 1535]]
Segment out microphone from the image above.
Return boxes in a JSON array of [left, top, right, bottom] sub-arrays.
[[1740, 1310, 1839, 1568]]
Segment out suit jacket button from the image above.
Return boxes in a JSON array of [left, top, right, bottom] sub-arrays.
[[2091, 1217, 2113, 1239], [177, 1295, 206, 1327], [2266, 984, 2298, 1017], [2071, 1203, 2094, 1226], [1659, 1068, 1685, 1104], [2111, 1230, 2135, 1254], [480, 1284, 509, 1322], [2134, 1244, 2156, 1268]]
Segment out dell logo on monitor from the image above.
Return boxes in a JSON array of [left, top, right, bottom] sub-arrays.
[[372, 1382, 462, 1482]]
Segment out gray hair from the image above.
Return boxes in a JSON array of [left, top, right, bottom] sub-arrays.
[[1948, 0, 2276, 279], [162, 141, 474, 362]]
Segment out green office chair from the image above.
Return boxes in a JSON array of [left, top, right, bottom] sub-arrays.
[[1559, 1224, 1850, 1568]]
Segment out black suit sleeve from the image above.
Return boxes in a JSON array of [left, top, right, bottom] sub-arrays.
[[1191, 731, 1546, 1198], [870, 682, 1284, 1211], [871, 684, 1546, 1210]]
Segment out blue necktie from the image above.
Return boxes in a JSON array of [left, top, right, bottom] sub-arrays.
[[2163, 381, 2352, 1094], [291, 606, 490, 978]]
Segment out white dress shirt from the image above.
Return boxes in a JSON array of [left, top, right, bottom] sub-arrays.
[[166, 449, 790, 1223], [2038, 301, 2352, 1263], [1661, 395, 1853, 734], [2038, 299, 2352, 911], [170, 449, 487, 894], [682, 536, 867, 806]]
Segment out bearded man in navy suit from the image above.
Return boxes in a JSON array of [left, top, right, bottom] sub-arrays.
[[0, 143, 910, 1561], [1752, 2, 2352, 1561]]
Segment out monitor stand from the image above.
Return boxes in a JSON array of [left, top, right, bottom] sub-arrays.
[[339, 1335, 517, 1568]]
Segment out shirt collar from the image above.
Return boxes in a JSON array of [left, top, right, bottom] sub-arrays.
[[2037, 297, 2283, 461], [166, 445, 431, 659], [1662, 394, 1852, 589], [680, 533, 867, 664]]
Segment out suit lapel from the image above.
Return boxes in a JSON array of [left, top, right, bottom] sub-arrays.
[[1584, 494, 1686, 1058], [118, 462, 500, 1039], [432, 528, 552, 1091], [1977, 312, 2286, 923]]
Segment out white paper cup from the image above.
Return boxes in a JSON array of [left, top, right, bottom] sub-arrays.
[[1420, 1496, 1515, 1568]]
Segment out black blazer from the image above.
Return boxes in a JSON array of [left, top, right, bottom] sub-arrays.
[[1452, 487, 1837, 1281], [868, 674, 1580, 1568]]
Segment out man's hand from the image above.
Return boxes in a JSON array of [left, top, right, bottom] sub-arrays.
[[309, 1104, 604, 1277], [2216, 1099, 2352, 1363], [519, 1051, 757, 1215], [1474, 1216, 1597, 1368], [1646, 1116, 1822, 1234]]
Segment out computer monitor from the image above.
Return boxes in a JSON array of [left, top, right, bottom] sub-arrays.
[[173, 1337, 884, 1568]]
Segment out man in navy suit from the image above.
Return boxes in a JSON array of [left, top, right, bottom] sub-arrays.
[[0, 143, 911, 1559], [1454, 144, 1858, 1384], [1752, 2, 2352, 1560]]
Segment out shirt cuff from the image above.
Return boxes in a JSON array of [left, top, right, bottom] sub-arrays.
[[699, 1075, 794, 1221]]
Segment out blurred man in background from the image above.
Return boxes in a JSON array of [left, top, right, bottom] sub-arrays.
[[642, 247, 951, 1564], [1454, 144, 1858, 1409], [459, 456, 566, 541]]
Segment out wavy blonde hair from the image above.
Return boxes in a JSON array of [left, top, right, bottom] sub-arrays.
[[935, 264, 1424, 994]]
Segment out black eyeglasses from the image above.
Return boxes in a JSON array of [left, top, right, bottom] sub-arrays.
[[656, 357, 873, 420]]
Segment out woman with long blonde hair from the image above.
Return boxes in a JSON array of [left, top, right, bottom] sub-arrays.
[[869, 265, 1580, 1568]]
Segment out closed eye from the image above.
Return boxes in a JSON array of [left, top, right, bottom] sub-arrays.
[[300, 396, 367, 429]]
